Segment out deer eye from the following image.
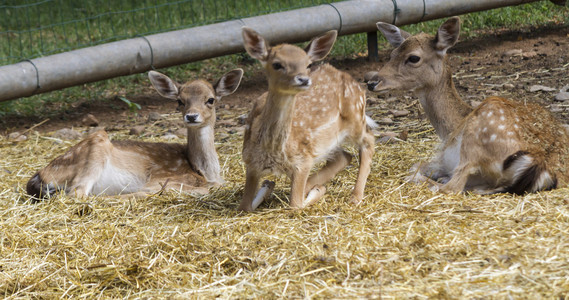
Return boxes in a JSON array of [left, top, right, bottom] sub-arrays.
[[177, 100, 184, 106], [407, 55, 421, 64], [272, 62, 284, 70], [206, 98, 215, 105]]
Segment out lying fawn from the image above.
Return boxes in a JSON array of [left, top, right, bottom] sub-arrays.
[[239, 28, 376, 211], [368, 16, 569, 194], [26, 69, 243, 198]]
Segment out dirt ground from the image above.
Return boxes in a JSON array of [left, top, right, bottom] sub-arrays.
[[1, 24, 568, 138]]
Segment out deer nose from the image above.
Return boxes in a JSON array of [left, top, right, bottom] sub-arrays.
[[185, 113, 199, 123], [367, 81, 379, 91], [365, 72, 381, 91], [295, 76, 311, 87]]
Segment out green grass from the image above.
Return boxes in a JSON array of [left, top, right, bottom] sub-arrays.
[[0, 1, 567, 119], [0, 0, 331, 65]]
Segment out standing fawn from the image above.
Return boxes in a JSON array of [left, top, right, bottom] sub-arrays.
[[368, 16, 569, 194], [239, 28, 376, 211], [26, 69, 243, 198]]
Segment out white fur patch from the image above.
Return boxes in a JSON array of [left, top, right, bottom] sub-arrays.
[[506, 154, 534, 182], [442, 135, 462, 174], [532, 171, 555, 192], [91, 160, 145, 195], [365, 116, 379, 129]]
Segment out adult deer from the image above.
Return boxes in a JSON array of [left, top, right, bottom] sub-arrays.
[[26, 69, 243, 198], [239, 28, 376, 211], [368, 17, 569, 194]]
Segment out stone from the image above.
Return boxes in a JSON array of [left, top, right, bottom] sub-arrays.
[[129, 125, 146, 135], [522, 51, 538, 58], [529, 85, 556, 92], [389, 109, 410, 117], [53, 128, 82, 140], [378, 117, 393, 125], [81, 113, 99, 127], [217, 119, 237, 127], [378, 135, 401, 144], [162, 133, 178, 140], [554, 92, 569, 102], [502, 49, 522, 57], [550, 104, 563, 113], [8, 132, 27, 142], [147, 112, 162, 122]]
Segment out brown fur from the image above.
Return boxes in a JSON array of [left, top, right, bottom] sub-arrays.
[[371, 17, 569, 194], [26, 69, 243, 198], [239, 28, 375, 211]]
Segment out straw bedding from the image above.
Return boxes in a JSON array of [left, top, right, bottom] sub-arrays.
[[1, 103, 568, 298]]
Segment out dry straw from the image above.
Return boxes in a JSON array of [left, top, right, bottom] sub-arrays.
[[2, 56, 569, 298], [1, 107, 568, 299]]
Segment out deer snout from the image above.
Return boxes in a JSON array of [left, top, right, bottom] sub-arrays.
[[294, 76, 311, 88], [365, 72, 381, 92], [367, 81, 379, 92], [184, 113, 201, 124]]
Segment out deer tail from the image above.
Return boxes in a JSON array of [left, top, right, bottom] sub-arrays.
[[500, 150, 557, 195]]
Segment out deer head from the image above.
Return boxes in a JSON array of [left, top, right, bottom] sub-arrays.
[[148, 69, 243, 127]]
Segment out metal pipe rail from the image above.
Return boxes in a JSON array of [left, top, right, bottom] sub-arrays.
[[0, 0, 554, 102]]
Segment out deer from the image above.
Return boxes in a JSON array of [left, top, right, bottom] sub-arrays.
[[239, 27, 376, 212], [26, 69, 243, 199], [367, 16, 569, 194]]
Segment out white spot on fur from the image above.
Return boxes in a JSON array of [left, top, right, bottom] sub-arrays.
[[500, 116, 505, 121], [514, 124, 519, 129], [490, 134, 497, 142], [498, 125, 505, 130], [482, 127, 488, 133]]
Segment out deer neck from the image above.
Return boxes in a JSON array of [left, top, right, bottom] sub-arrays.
[[416, 66, 473, 140], [257, 90, 297, 152], [186, 125, 222, 183]]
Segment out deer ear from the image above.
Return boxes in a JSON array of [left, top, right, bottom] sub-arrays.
[[376, 22, 410, 48], [214, 68, 244, 98], [242, 27, 269, 62], [435, 16, 460, 55], [148, 71, 179, 100], [305, 30, 337, 62]]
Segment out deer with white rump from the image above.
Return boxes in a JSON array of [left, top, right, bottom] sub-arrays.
[[239, 28, 376, 211], [27, 69, 243, 198], [368, 17, 569, 194]]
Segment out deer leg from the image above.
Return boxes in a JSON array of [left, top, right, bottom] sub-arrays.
[[305, 149, 352, 195], [440, 162, 478, 193], [239, 169, 262, 211], [290, 162, 314, 209], [350, 131, 375, 204], [251, 180, 275, 210]]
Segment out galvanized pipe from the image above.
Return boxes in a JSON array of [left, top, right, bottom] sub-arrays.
[[0, 0, 550, 102]]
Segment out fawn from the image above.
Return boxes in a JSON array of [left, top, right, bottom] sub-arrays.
[[239, 27, 376, 211], [368, 16, 569, 194], [26, 69, 243, 198]]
